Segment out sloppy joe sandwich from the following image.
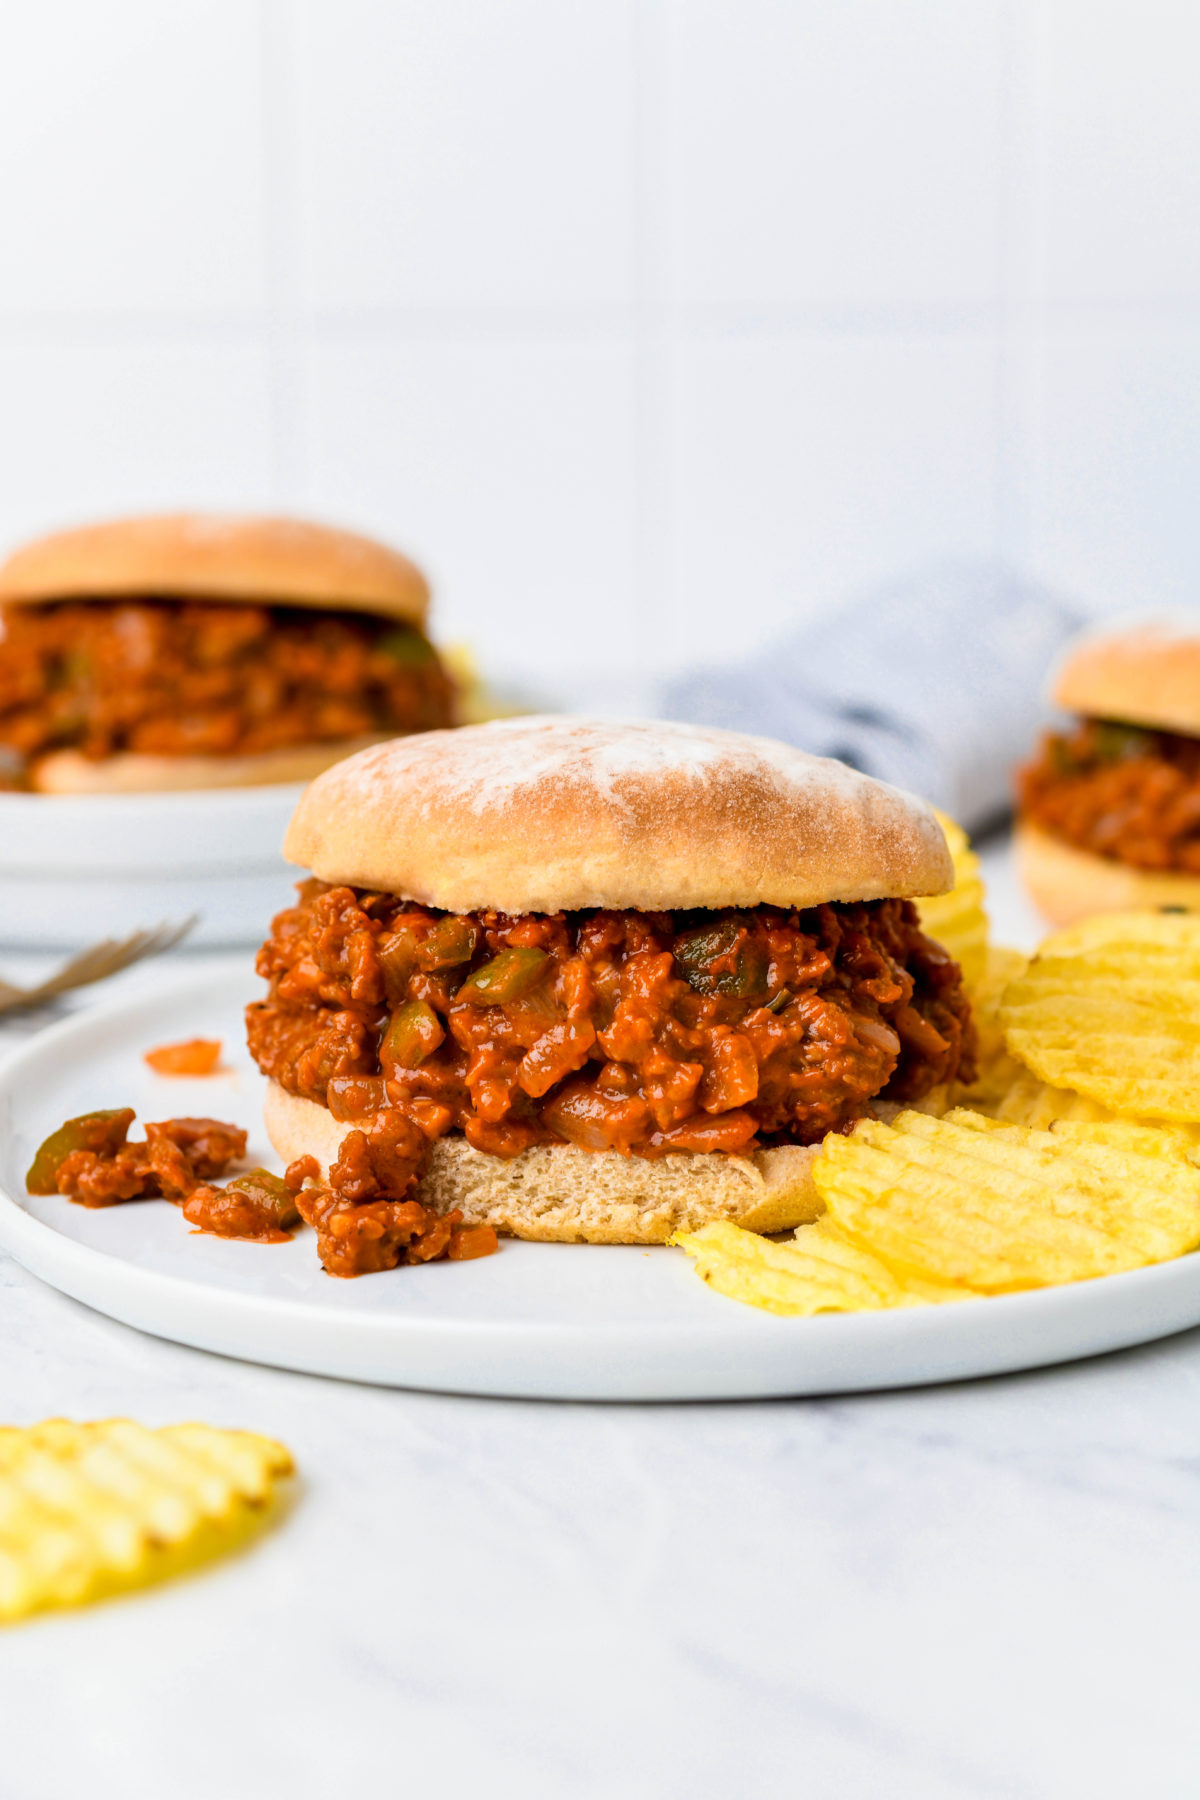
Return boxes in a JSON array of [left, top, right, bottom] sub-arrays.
[[1018, 618, 1200, 923], [0, 513, 455, 793], [247, 717, 976, 1274]]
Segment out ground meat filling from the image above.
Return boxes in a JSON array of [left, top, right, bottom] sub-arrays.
[[27, 1110, 248, 1209], [1020, 718, 1200, 872], [248, 881, 976, 1189], [281, 1135, 498, 1278], [0, 599, 455, 781]]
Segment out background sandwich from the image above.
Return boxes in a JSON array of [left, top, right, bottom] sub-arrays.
[[0, 512, 454, 793], [1018, 618, 1200, 923], [248, 716, 975, 1275]]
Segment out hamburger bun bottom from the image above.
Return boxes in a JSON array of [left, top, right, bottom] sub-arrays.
[[263, 1082, 824, 1245], [1017, 819, 1200, 926], [30, 734, 394, 795]]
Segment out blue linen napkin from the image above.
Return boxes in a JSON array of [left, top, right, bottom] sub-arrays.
[[660, 561, 1084, 833]]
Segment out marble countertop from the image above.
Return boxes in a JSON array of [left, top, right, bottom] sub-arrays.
[[2, 843, 1197, 1800]]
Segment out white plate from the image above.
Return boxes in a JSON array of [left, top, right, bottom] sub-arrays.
[[0, 784, 305, 947], [1, 966, 1199, 1401]]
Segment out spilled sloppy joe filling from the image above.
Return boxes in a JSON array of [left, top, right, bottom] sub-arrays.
[[0, 599, 454, 783], [26, 1103, 496, 1278], [1020, 719, 1200, 872], [245, 882, 976, 1271]]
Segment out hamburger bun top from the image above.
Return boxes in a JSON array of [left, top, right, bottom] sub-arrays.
[[0, 513, 430, 626], [283, 715, 953, 914], [1054, 617, 1200, 737]]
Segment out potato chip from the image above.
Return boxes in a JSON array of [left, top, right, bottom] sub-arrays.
[[956, 944, 1029, 1106], [917, 812, 989, 988], [998, 911, 1200, 1121], [674, 1217, 964, 1315], [979, 1066, 1121, 1129], [972, 1067, 1200, 1147], [0, 1420, 293, 1623], [971, 945, 1028, 1044], [814, 1107, 1200, 1292], [1047, 1117, 1200, 1162]]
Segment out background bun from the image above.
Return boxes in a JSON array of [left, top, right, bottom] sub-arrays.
[[30, 734, 392, 795], [263, 1082, 821, 1243], [1053, 618, 1200, 736], [283, 715, 953, 914], [1017, 820, 1200, 924], [0, 513, 429, 626]]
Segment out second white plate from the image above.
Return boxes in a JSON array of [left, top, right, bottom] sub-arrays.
[[0, 783, 305, 947]]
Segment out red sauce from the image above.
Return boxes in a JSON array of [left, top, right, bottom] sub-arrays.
[[144, 1038, 223, 1076]]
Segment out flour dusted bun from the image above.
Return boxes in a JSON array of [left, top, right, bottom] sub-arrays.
[[0, 513, 429, 626], [1054, 617, 1200, 737], [263, 1082, 822, 1244], [30, 735, 393, 796], [284, 715, 953, 914], [1017, 820, 1200, 925]]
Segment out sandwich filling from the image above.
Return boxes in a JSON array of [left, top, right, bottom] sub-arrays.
[[0, 600, 454, 783], [248, 882, 975, 1268], [1020, 718, 1200, 872]]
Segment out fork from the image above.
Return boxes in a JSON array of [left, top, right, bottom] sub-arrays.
[[0, 916, 198, 1017]]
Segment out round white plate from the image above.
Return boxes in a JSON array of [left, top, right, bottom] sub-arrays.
[[1, 967, 1199, 1401], [0, 784, 305, 947]]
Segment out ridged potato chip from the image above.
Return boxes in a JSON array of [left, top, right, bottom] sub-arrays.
[[674, 1217, 964, 1315], [815, 1107, 1200, 1292], [981, 1066, 1121, 1129], [0, 1420, 294, 1623], [956, 944, 1029, 1106], [980, 1070, 1200, 1154], [998, 911, 1200, 1121], [917, 812, 989, 988]]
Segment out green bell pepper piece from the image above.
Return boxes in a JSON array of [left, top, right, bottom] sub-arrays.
[[382, 998, 445, 1068], [26, 1108, 136, 1195], [455, 947, 551, 1004]]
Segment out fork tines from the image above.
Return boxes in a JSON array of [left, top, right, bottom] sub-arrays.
[[0, 915, 198, 1015]]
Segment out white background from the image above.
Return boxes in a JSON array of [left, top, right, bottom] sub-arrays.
[[0, 0, 1197, 690]]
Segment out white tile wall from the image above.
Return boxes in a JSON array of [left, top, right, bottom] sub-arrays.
[[1030, 0, 1200, 303], [0, 0, 1196, 689], [290, 0, 638, 311], [666, 0, 1006, 307], [0, 341, 277, 534], [667, 331, 1000, 657], [1014, 324, 1200, 615], [301, 338, 638, 683], [0, 1, 268, 316]]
